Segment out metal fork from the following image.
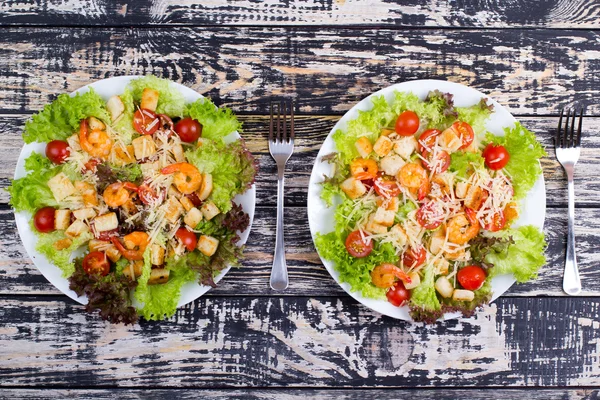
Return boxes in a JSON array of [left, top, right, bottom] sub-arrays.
[[556, 108, 583, 295], [268, 101, 295, 290]]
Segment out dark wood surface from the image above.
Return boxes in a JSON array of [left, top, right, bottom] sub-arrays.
[[1, 1, 600, 397]]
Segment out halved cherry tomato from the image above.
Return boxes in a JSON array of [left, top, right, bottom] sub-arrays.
[[451, 121, 475, 149], [483, 144, 510, 170], [133, 108, 160, 135], [416, 201, 443, 230], [395, 110, 420, 136], [345, 230, 373, 258], [46, 140, 70, 164], [174, 117, 202, 142], [95, 228, 118, 241], [82, 251, 110, 276], [373, 173, 401, 198], [484, 210, 506, 232], [34, 207, 56, 233], [186, 192, 203, 207], [402, 246, 426, 269], [423, 150, 450, 174], [83, 158, 100, 173], [176, 228, 198, 252], [418, 129, 441, 155], [386, 281, 411, 307], [137, 182, 164, 205], [158, 114, 174, 132], [457, 265, 486, 291]]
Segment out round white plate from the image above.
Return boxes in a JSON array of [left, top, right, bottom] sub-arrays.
[[14, 76, 256, 308], [307, 79, 546, 321]]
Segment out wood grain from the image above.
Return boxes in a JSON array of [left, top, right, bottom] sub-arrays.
[[1, 115, 598, 207], [1, 28, 600, 115], [1, 0, 599, 28], [2, 296, 600, 387], [1, 205, 599, 297], [1, 388, 598, 399]]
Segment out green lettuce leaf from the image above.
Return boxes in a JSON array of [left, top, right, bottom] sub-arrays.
[[408, 263, 441, 322], [23, 88, 110, 144], [485, 122, 547, 200], [185, 140, 257, 213], [185, 98, 242, 142], [110, 89, 136, 144], [449, 151, 485, 178], [126, 75, 186, 117], [456, 98, 494, 136], [35, 230, 93, 277], [485, 225, 547, 282]]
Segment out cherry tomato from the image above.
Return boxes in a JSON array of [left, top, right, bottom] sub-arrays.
[[483, 144, 510, 170], [185, 192, 203, 207], [82, 251, 110, 276], [395, 110, 420, 136], [423, 150, 450, 174], [418, 129, 441, 155], [83, 158, 100, 173], [137, 183, 164, 205], [158, 114, 174, 132], [174, 117, 202, 143], [416, 201, 443, 230], [386, 280, 411, 307], [45, 140, 70, 164], [451, 121, 475, 150], [457, 265, 486, 291], [373, 173, 401, 198], [402, 246, 426, 269], [485, 210, 506, 232], [176, 228, 198, 252], [95, 228, 118, 241], [345, 230, 373, 258], [34, 207, 56, 233], [133, 108, 160, 135]]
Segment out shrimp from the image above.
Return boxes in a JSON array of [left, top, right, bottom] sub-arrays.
[[111, 231, 149, 261], [161, 162, 203, 194], [447, 210, 480, 245], [350, 158, 378, 181], [103, 182, 138, 208], [371, 263, 412, 289], [79, 119, 113, 159], [398, 163, 428, 189]]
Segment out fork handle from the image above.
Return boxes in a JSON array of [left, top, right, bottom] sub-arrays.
[[270, 167, 289, 290], [564, 167, 581, 295]]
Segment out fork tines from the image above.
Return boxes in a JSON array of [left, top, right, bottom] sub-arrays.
[[557, 108, 583, 148], [269, 101, 295, 143]]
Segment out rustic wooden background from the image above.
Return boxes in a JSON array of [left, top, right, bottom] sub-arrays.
[[1, 0, 600, 398]]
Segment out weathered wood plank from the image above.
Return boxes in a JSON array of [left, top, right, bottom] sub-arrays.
[[1, 296, 600, 387], [1, 0, 599, 29], [1, 28, 600, 115], [1, 115, 598, 207], [1, 388, 597, 400], [1, 205, 598, 297]]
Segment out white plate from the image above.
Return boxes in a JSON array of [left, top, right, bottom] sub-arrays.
[[14, 76, 256, 308], [307, 79, 545, 321]]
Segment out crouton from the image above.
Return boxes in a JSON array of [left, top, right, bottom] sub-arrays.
[[197, 235, 219, 257]]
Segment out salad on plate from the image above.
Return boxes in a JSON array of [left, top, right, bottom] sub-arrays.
[[314, 89, 547, 323], [8, 76, 257, 324]]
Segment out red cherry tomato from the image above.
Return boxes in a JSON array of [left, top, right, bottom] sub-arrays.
[[451, 121, 475, 150], [176, 228, 198, 252], [483, 144, 510, 170], [373, 173, 401, 198], [158, 114, 174, 132], [457, 265, 486, 291], [485, 210, 506, 232], [94, 228, 118, 241], [133, 108, 160, 135], [423, 150, 450, 174], [34, 207, 56, 233], [137, 183, 164, 205], [395, 110, 420, 136], [83, 158, 100, 173], [174, 117, 202, 143], [82, 251, 110, 276], [402, 246, 426, 269], [185, 192, 203, 207], [416, 201, 443, 230], [45, 140, 70, 164], [345, 230, 373, 258], [418, 129, 441, 155], [386, 280, 411, 307]]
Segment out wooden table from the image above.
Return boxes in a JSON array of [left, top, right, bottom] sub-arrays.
[[1, 1, 600, 398]]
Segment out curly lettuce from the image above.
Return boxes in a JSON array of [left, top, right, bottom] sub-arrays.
[[23, 88, 110, 144], [449, 151, 485, 179], [185, 98, 242, 142], [35, 230, 93, 277], [126, 75, 186, 117]]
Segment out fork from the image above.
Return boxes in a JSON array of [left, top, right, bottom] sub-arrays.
[[556, 108, 583, 295], [268, 101, 295, 290]]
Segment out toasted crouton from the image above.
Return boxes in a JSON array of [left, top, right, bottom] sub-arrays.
[[340, 177, 367, 200], [184, 207, 203, 229], [106, 95, 125, 122], [354, 137, 373, 158], [47, 172, 76, 202], [197, 235, 219, 257], [373, 135, 393, 157], [200, 201, 220, 221], [54, 209, 72, 230], [141, 88, 160, 112]]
